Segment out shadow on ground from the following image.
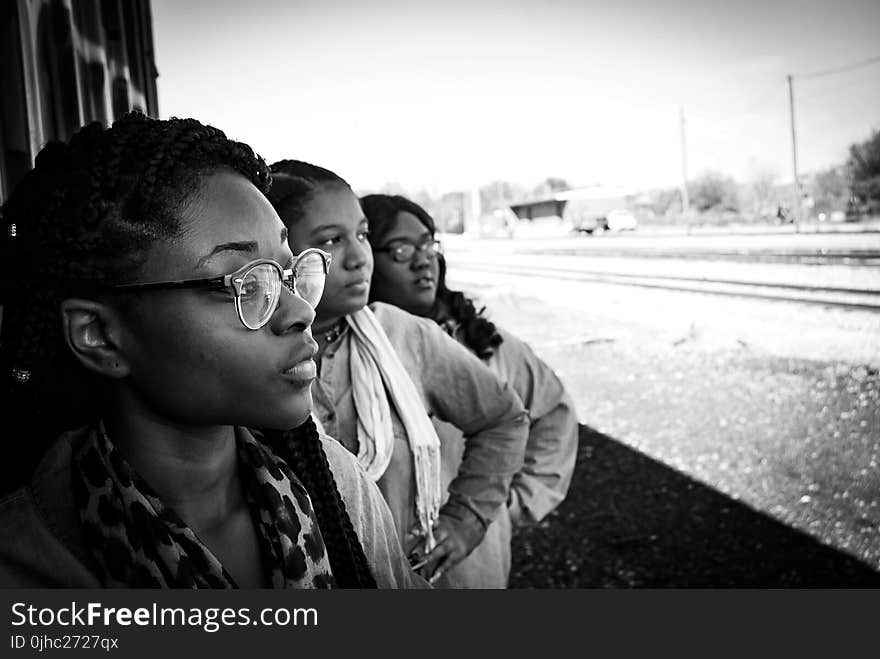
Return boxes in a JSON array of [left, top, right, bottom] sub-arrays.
[[510, 425, 880, 587]]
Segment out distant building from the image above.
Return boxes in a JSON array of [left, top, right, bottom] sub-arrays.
[[509, 197, 566, 221], [509, 186, 636, 221]]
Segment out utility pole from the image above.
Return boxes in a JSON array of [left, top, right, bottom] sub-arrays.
[[679, 106, 690, 215], [787, 74, 800, 232]]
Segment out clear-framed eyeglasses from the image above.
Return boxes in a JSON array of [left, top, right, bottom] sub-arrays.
[[111, 248, 332, 330], [373, 238, 442, 263]]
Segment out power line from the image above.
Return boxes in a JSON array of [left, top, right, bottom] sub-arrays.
[[785, 54, 880, 228], [796, 75, 880, 104], [796, 54, 880, 80]]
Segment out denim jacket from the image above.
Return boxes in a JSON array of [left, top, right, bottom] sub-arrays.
[[0, 426, 427, 589]]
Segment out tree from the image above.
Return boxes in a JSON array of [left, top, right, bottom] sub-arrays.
[[649, 187, 683, 216], [747, 169, 778, 213], [688, 171, 739, 212], [543, 177, 571, 192], [811, 166, 848, 214], [530, 176, 571, 198], [848, 129, 880, 206], [479, 180, 527, 211]]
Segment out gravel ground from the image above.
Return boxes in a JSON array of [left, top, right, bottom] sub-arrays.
[[504, 338, 880, 585], [446, 254, 880, 586], [510, 424, 880, 587], [542, 341, 880, 571]]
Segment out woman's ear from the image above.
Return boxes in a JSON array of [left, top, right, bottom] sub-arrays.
[[60, 298, 131, 379]]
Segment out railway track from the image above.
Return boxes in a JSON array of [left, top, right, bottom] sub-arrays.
[[449, 260, 880, 312], [509, 248, 880, 267]]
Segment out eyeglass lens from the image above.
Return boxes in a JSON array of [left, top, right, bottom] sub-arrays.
[[239, 263, 281, 329], [392, 240, 440, 262], [239, 253, 327, 329], [291, 251, 326, 307]]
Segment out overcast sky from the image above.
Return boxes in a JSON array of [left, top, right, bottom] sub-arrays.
[[151, 0, 880, 194]]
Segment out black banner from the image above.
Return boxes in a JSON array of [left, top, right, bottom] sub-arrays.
[[0, 590, 876, 657]]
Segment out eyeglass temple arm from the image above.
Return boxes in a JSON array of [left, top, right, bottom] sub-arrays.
[[111, 274, 229, 292], [112, 252, 330, 292]]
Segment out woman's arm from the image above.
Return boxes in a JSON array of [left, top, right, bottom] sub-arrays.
[[492, 330, 578, 526]]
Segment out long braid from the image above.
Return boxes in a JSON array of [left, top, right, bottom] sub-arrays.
[[263, 422, 378, 588], [360, 193, 503, 359], [0, 115, 374, 588]]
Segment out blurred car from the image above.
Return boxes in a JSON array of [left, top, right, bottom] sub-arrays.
[[572, 208, 638, 233], [605, 209, 638, 231]]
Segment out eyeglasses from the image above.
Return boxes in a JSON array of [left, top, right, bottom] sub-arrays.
[[111, 248, 332, 330], [373, 238, 442, 263]]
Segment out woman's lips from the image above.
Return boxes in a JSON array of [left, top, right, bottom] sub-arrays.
[[281, 359, 317, 384], [414, 276, 435, 291]]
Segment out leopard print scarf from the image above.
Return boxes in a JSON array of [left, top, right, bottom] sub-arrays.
[[72, 423, 335, 588]]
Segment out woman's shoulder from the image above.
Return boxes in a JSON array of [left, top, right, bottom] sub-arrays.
[[0, 486, 46, 585], [317, 432, 379, 506], [318, 433, 361, 481], [369, 301, 470, 347], [0, 486, 35, 524], [366, 301, 443, 360], [491, 324, 528, 355], [0, 430, 99, 587], [487, 324, 569, 411], [368, 301, 430, 333]]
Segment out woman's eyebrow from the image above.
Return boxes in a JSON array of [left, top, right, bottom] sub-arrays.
[[387, 230, 431, 242], [196, 241, 258, 268], [310, 223, 341, 234]]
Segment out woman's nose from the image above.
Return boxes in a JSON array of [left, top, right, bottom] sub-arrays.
[[410, 246, 432, 270], [343, 238, 369, 270], [271, 285, 316, 335]]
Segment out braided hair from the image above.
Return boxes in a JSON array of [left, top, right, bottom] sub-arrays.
[[0, 114, 375, 587], [265, 159, 352, 223], [360, 194, 503, 360]]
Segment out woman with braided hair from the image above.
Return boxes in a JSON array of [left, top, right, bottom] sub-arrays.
[[0, 114, 425, 589], [361, 194, 578, 588], [265, 160, 529, 588]]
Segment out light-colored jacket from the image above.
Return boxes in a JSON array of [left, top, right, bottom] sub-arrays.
[[311, 302, 530, 579], [0, 426, 427, 589], [434, 325, 579, 587]]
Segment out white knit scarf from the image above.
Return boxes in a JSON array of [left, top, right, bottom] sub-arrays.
[[342, 307, 442, 547]]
